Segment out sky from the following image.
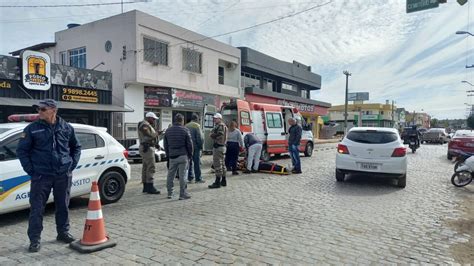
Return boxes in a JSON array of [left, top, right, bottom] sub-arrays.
[[0, 0, 473, 119]]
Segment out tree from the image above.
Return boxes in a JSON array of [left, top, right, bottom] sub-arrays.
[[431, 118, 438, 128], [467, 115, 474, 129]]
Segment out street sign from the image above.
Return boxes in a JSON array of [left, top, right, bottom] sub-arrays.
[[458, 0, 468, 6], [407, 0, 439, 13], [348, 92, 369, 101]]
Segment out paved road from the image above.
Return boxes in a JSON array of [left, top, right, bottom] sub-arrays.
[[0, 143, 472, 264]]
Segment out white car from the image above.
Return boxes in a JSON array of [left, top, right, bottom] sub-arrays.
[[127, 139, 167, 163], [335, 127, 407, 188], [0, 122, 131, 215]]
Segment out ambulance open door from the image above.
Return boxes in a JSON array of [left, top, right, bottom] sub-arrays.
[[202, 104, 216, 153]]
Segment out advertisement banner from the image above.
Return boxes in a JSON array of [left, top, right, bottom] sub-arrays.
[[51, 64, 112, 90], [172, 89, 216, 109], [277, 99, 315, 113], [144, 87, 172, 107], [0, 55, 20, 80], [22, 50, 51, 91], [61, 87, 99, 103]]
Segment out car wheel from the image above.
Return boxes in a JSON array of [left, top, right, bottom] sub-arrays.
[[336, 169, 345, 182], [447, 153, 453, 160], [99, 170, 126, 204], [304, 142, 313, 157], [261, 147, 271, 161], [397, 174, 406, 188]]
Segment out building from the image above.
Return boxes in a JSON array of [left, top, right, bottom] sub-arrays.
[[0, 54, 127, 126], [11, 10, 241, 140], [328, 100, 397, 128], [238, 47, 330, 138], [405, 112, 431, 128]]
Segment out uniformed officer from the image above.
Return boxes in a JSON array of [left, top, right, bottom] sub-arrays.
[[138, 112, 160, 194], [17, 99, 81, 252], [208, 113, 227, 189]]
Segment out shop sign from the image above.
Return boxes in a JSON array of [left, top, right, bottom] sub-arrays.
[[51, 64, 112, 90], [61, 87, 99, 103], [144, 87, 172, 107], [362, 114, 379, 120], [277, 99, 315, 113], [0, 55, 20, 80], [0, 80, 12, 89], [172, 89, 215, 109], [21, 50, 51, 91]]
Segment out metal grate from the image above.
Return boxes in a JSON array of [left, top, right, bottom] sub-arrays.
[[143, 37, 168, 66], [182, 48, 202, 73]]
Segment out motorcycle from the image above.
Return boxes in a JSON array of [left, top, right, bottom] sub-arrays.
[[451, 154, 474, 187], [408, 136, 419, 153], [452, 150, 474, 172]]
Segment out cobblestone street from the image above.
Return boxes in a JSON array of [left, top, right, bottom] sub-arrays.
[[1, 143, 473, 264]]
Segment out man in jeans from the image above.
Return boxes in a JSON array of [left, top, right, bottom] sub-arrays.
[[164, 113, 193, 200], [288, 117, 302, 174], [185, 113, 204, 183]]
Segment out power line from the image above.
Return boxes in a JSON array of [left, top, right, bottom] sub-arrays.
[[0, 1, 139, 8]]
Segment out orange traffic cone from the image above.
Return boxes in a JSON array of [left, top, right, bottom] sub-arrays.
[[70, 181, 116, 253]]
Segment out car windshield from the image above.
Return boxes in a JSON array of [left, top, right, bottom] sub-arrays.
[[347, 130, 398, 144], [454, 131, 474, 137]]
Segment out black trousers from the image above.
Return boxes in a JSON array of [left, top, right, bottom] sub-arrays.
[[28, 173, 72, 243], [225, 142, 240, 172]]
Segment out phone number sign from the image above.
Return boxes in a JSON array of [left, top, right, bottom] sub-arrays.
[[61, 87, 99, 103]]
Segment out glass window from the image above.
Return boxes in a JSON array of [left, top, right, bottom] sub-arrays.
[[182, 48, 202, 73], [143, 37, 168, 66], [240, 111, 250, 126], [60, 51, 67, 65], [266, 113, 282, 128], [263, 78, 273, 91], [0, 137, 20, 161], [204, 113, 214, 128], [68, 47, 86, 68], [218, 66, 224, 85], [347, 130, 398, 144], [282, 82, 297, 92], [77, 133, 104, 150]]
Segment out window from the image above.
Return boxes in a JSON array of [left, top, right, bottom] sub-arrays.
[[282, 82, 297, 92], [182, 48, 202, 73], [0, 137, 20, 161], [77, 133, 105, 150], [143, 37, 168, 66], [263, 78, 273, 91], [347, 130, 398, 144], [60, 51, 67, 65], [240, 111, 250, 126], [266, 113, 282, 128], [218, 66, 224, 85], [300, 89, 308, 98], [241, 72, 261, 88], [204, 113, 214, 128], [68, 47, 86, 68]]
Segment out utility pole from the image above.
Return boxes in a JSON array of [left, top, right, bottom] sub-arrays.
[[391, 100, 395, 127], [343, 70, 351, 134]]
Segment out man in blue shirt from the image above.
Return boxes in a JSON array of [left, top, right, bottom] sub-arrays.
[[17, 99, 81, 252]]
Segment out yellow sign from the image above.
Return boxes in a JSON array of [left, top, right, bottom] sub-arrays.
[[21, 50, 51, 91], [61, 88, 99, 103], [0, 81, 11, 89]]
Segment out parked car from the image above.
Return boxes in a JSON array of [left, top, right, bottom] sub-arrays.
[[0, 122, 131, 215], [127, 139, 167, 163], [335, 127, 407, 188], [447, 130, 474, 160], [422, 128, 450, 144]]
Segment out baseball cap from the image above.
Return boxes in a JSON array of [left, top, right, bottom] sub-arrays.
[[145, 112, 159, 120], [33, 99, 58, 109], [213, 113, 222, 119]]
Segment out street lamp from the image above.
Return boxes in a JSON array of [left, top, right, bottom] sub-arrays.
[[343, 70, 351, 135], [456, 30, 474, 36], [462, 80, 474, 86]]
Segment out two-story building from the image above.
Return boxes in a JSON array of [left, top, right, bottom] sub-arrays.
[[405, 112, 431, 128], [238, 47, 331, 138], [328, 101, 398, 128], [11, 10, 241, 139]]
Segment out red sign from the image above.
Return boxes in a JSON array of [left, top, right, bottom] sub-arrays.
[[245, 94, 328, 115]]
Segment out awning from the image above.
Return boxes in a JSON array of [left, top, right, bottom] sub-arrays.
[[0, 98, 133, 112]]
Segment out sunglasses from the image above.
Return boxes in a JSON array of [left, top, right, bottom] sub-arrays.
[[37, 107, 49, 112]]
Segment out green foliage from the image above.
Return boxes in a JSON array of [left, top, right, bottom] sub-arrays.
[[467, 115, 474, 129]]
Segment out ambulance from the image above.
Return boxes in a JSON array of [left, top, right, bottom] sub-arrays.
[[0, 115, 131, 215], [220, 99, 314, 161]]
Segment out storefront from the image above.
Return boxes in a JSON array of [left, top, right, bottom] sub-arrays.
[[244, 88, 330, 138], [0, 54, 130, 129]]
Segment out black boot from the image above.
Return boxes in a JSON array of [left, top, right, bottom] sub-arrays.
[[208, 176, 221, 189], [221, 176, 227, 187], [142, 183, 147, 193], [145, 183, 160, 194]]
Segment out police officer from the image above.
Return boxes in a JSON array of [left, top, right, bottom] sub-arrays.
[[17, 99, 81, 252], [138, 112, 160, 194], [209, 113, 227, 189]]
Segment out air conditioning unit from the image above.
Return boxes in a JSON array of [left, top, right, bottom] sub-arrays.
[[225, 62, 236, 70]]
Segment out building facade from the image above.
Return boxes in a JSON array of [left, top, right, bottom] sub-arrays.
[[238, 47, 330, 138], [404, 112, 431, 128], [11, 10, 241, 139], [328, 101, 398, 128], [0, 54, 126, 126]]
